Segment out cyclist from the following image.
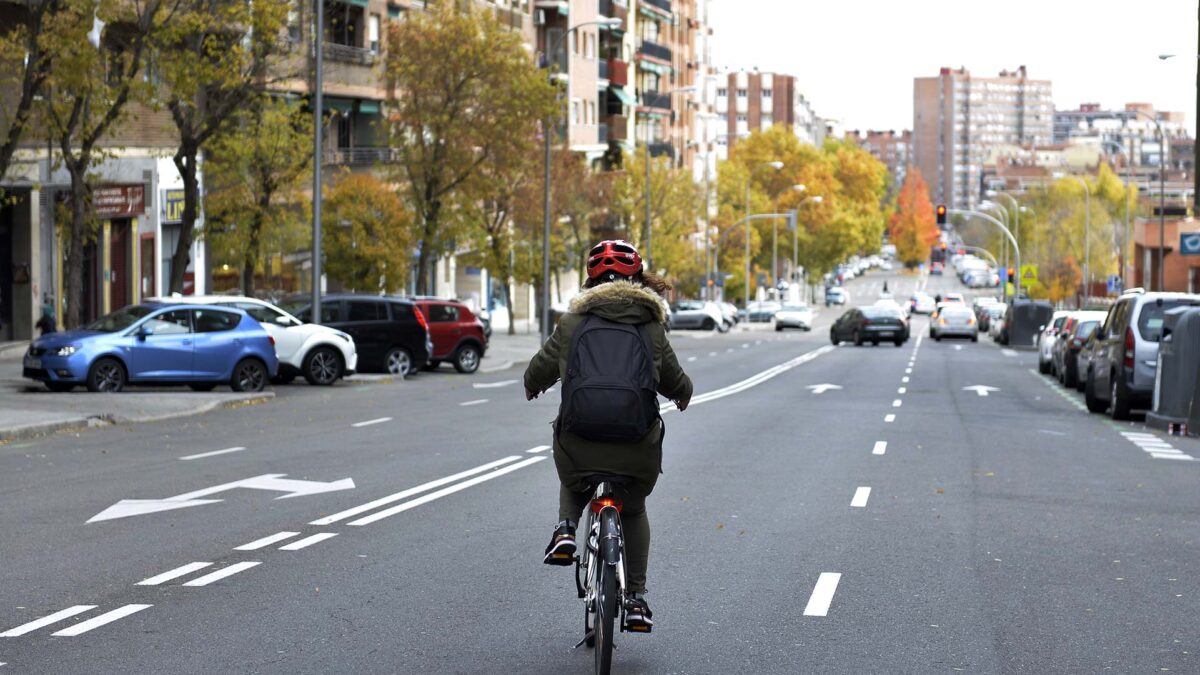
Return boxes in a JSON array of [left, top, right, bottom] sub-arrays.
[[524, 240, 692, 631]]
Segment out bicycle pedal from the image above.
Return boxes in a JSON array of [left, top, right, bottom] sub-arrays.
[[624, 622, 652, 634], [544, 552, 574, 566]]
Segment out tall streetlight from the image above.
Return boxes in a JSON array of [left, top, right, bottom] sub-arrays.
[[743, 161, 784, 309], [953, 208, 1022, 297], [643, 85, 696, 270], [980, 200, 1010, 297], [311, 0, 327, 322], [792, 193, 822, 299], [540, 18, 622, 341], [1129, 107, 1167, 291], [1101, 139, 1133, 289]]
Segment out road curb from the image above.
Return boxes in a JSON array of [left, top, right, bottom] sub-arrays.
[[0, 416, 103, 444]]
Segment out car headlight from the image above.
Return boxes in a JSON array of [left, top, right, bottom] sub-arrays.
[[333, 332, 352, 343], [52, 345, 79, 356]]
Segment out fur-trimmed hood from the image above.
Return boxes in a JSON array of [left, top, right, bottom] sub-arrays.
[[567, 280, 669, 325]]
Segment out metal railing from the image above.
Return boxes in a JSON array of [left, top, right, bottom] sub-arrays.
[[320, 41, 376, 66], [323, 147, 398, 166], [642, 0, 670, 12], [647, 142, 674, 159], [637, 39, 671, 62], [640, 90, 670, 111]]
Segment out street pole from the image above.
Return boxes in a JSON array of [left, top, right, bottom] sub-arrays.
[[743, 177, 750, 310], [952, 209, 1021, 297], [1132, 109, 1167, 291], [644, 124, 652, 269], [311, 0, 324, 322]]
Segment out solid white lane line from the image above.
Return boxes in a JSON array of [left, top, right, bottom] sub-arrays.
[[349, 456, 548, 526], [311, 456, 523, 525], [872, 441, 887, 455], [850, 487, 871, 508], [681, 345, 835, 409], [472, 379, 518, 389], [279, 532, 338, 551], [884, 414, 896, 423], [898, 387, 907, 394], [892, 399, 902, 407], [352, 417, 392, 428], [526, 445, 551, 454], [179, 446, 246, 461], [136, 562, 213, 586], [182, 561, 261, 587], [459, 399, 489, 407], [902, 376, 909, 383], [1002, 349, 1018, 357], [0, 606, 96, 637], [235, 531, 301, 551], [51, 604, 152, 637], [803, 573, 842, 617]]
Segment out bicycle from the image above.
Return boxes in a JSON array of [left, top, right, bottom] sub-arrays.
[[569, 475, 646, 674]]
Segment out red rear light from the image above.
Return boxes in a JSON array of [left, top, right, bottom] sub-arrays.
[[268, 335, 275, 346], [591, 498, 622, 513], [414, 306, 429, 332], [1123, 327, 1135, 369], [862, 319, 872, 326]]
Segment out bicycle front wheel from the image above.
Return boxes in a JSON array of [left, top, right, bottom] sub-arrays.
[[594, 511, 619, 675]]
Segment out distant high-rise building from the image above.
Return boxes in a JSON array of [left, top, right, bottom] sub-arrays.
[[1054, 102, 1189, 168], [847, 129, 911, 193], [713, 71, 822, 160], [913, 66, 1053, 209]]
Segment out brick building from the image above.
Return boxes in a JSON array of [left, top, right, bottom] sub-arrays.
[[713, 70, 822, 160]]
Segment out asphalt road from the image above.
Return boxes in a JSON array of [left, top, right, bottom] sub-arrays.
[[1, 270, 1197, 674]]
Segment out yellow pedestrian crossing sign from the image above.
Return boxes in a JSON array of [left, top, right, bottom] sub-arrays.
[[1020, 264, 1038, 285]]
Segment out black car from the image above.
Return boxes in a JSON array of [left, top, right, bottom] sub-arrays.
[[830, 306, 908, 347], [282, 294, 432, 377]]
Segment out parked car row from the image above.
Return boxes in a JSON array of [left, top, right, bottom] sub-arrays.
[[22, 293, 489, 393]]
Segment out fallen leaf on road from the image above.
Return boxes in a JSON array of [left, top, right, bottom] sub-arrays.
[[716, 523, 725, 530], [936, 488, 945, 494]]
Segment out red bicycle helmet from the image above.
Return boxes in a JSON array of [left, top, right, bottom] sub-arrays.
[[586, 240, 643, 280]]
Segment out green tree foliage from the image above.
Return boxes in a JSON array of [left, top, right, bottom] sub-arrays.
[[323, 174, 412, 294], [0, 0, 68, 185], [888, 167, 939, 267], [202, 97, 311, 295], [384, 1, 555, 295]]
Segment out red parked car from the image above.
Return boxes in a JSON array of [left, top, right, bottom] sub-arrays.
[[411, 299, 488, 374]]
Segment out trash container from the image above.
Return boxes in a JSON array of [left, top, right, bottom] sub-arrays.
[[1003, 299, 1053, 348], [1146, 306, 1200, 433]]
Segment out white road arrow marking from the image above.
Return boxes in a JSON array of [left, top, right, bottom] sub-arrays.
[[806, 384, 843, 395], [87, 474, 356, 523], [962, 385, 1000, 397]]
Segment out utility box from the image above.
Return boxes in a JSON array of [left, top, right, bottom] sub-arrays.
[[1147, 306, 1200, 433], [1004, 299, 1053, 348]]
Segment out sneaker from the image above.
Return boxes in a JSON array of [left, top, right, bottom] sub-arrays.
[[624, 594, 653, 632], [543, 522, 576, 566]]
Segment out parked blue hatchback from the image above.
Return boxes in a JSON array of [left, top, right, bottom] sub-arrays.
[[22, 303, 278, 393]]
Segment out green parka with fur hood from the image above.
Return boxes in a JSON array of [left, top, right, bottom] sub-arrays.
[[524, 280, 693, 494]]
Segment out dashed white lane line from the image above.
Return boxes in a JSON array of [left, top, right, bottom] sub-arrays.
[[905, 368, 912, 374], [687, 356, 698, 362], [235, 531, 301, 551], [1, 605, 96, 637], [850, 487, 871, 508], [348, 456, 548, 526], [884, 414, 896, 423], [179, 446, 246, 461], [898, 387, 907, 394], [311, 456, 524, 526], [51, 604, 152, 637], [136, 562, 213, 586], [741, 343, 750, 349], [352, 417, 392, 428], [901, 376, 910, 383], [803, 573, 842, 617], [892, 399, 902, 408], [279, 532, 338, 551], [472, 379, 518, 389], [1002, 349, 1018, 357], [459, 399, 489, 407], [726, 348, 735, 353], [182, 561, 261, 587], [872, 441, 887, 455], [708, 351, 718, 357], [526, 445, 551, 454]]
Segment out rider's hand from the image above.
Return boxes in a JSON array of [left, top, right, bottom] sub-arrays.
[[526, 388, 539, 401], [675, 397, 690, 412]]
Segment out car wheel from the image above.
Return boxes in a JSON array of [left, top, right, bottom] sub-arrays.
[[1038, 357, 1050, 374], [1110, 375, 1132, 421], [46, 382, 76, 393], [1084, 370, 1107, 413], [830, 330, 839, 346], [853, 330, 863, 347], [231, 358, 268, 393], [971, 334, 978, 343], [718, 321, 731, 333], [303, 346, 343, 386], [872, 340, 880, 346], [188, 383, 217, 392], [385, 347, 412, 378], [894, 339, 903, 347], [701, 318, 716, 331], [775, 325, 783, 332], [86, 358, 126, 393], [935, 334, 942, 342], [453, 344, 481, 374]]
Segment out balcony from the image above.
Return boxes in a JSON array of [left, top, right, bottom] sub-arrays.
[[606, 58, 628, 86], [321, 41, 376, 66], [647, 142, 675, 159], [323, 147, 397, 166], [599, 124, 608, 143], [640, 90, 671, 111], [599, 59, 608, 80], [598, 0, 628, 25], [606, 114, 628, 141], [642, 0, 671, 12], [637, 39, 671, 63], [493, 5, 524, 30]]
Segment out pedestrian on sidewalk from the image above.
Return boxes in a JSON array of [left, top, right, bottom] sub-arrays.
[[36, 300, 57, 336]]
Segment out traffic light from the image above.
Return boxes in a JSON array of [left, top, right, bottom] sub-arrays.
[[940, 243, 947, 251], [1007, 267, 1015, 281], [936, 204, 947, 225]]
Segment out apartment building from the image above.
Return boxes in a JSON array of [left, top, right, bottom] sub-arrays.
[[1054, 102, 1189, 169], [713, 71, 822, 160], [913, 66, 1053, 210], [847, 129, 911, 192]]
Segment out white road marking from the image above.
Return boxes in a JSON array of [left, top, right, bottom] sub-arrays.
[[352, 417, 392, 428], [235, 531, 301, 551], [803, 573, 842, 617], [1144, 447, 1185, 454], [708, 352, 718, 357], [1002, 349, 1018, 357], [902, 376, 910, 383], [905, 368, 912, 374], [872, 441, 887, 455], [898, 387, 907, 394], [850, 487, 871, 508], [526, 445, 552, 454], [348, 456, 548, 526], [459, 399, 489, 407], [755, 340, 763, 345], [1150, 453, 1196, 461], [311, 456, 524, 525], [680, 346, 835, 409], [954, 345, 963, 351], [472, 379, 518, 389], [741, 343, 750, 349], [51, 604, 152, 637], [726, 348, 735, 353], [892, 399, 902, 408], [962, 385, 999, 397], [179, 446, 246, 461], [0, 606, 96, 637], [806, 383, 842, 395], [182, 561, 261, 587], [687, 356, 697, 362], [136, 562, 213, 586], [279, 532, 338, 551], [884, 414, 896, 423]]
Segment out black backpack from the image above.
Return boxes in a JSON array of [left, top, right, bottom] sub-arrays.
[[559, 314, 659, 442]]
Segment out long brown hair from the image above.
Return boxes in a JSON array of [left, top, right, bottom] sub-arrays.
[[583, 271, 672, 296]]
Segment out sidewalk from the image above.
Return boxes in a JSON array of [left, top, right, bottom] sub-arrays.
[[479, 331, 543, 374]]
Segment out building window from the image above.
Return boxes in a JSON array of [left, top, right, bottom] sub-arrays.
[[717, 87, 727, 98], [737, 89, 747, 98], [368, 14, 380, 54], [762, 89, 772, 99], [572, 100, 580, 125]]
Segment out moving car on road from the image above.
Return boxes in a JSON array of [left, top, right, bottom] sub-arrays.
[[830, 306, 908, 346], [773, 304, 814, 331], [930, 305, 979, 342], [745, 301, 782, 323], [283, 294, 432, 378], [909, 292, 936, 315], [411, 298, 489, 374], [23, 303, 278, 393], [825, 287, 848, 307], [669, 300, 726, 331]]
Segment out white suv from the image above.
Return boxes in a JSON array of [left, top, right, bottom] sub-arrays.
[[150, 295, 357, 385]]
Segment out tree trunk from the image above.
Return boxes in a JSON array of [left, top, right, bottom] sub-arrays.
[[170, 149, 200, 294], [64, 162, 88, 329], [415, 199, 442, 295]]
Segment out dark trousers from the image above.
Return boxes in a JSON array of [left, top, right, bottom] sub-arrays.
[[559, 485, 650, 594]]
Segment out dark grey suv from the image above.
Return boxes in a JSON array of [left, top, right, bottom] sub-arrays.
[[1085, 290, 1200, 419]]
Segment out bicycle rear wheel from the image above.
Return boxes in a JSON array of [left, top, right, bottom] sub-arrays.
[[594, 510, 619, 675]]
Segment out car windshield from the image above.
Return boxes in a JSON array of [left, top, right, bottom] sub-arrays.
[[278, 299, 308, 317], [942, 308, 973, 319], [85, 305, 155, 332], [1137, 299, 1196, 341], [861, 306, 899, 319], [674, 301, 703, 311], [1076, 320, 1099, 337], [781, 305, 809, 312]]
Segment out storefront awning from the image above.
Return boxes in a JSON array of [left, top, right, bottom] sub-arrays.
[[610, 87, 637, 107], [637, 60, 672, 76], [334, 0, 369, 8], [358, 100, 381, 115], [323, 97, 354, 114]]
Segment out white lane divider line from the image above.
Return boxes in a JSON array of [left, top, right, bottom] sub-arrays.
[[1029, 369, 1088, 412], [51, 604, 152, 637], [902, 376, 910, 383], [348, 456, 548, 526], [459, 399, 489, 407], [526, 445, 551, 454], [1002, 349, 1018, 357], [898, 387, 907, 394], [1120, 431, 1196, 461], [726, 348, 734, 353], [803, 573, 842, 617], [872, 441, 887, 455], [677, 345, 835, 410], [279, 532, 338, 551], [741, 343, 750, 349], [179, 446, 246, 461], [235, 531, 301, 551], [0, 605, 96, 637], [892, 399, 902, 408], [905, 368, 912, 374], [850, 487, 871, 508], [687, 356, 698, 362], [708, 352, 718, 357], [311, 456, 523, 526], [352, 417, 392, 428], [136, 562, 213, 586], [884, 414, 896, 423], [182, 561, 261, 587], [472, 379, 518, 389]]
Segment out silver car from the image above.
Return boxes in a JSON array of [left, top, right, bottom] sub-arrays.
[[931, 306, 979, 341], [774, 304, 813, 331], [669, 300, 725, 331]]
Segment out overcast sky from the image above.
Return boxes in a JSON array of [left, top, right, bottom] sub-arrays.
[[709, 0, 1199, 136]]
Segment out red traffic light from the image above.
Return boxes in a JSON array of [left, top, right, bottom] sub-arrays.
[[936, 204, 947, 225]]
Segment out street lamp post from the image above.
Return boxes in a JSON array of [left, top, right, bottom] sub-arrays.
[[311, 0, 326, 322], [743, 161, 783, 310], [981, 200, 1010, 298], [988, 191, 1023, 296], [789, 190, 822, 293], [1129, 108, 1168, 291], [953, 209, 1022, 297]]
